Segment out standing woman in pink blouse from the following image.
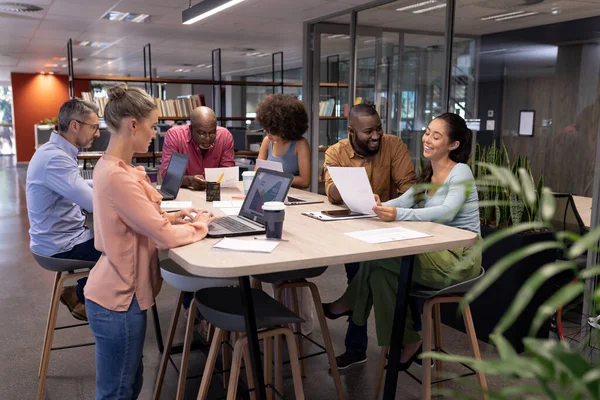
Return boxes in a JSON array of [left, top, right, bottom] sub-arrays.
[[84, 83, 218, 400]]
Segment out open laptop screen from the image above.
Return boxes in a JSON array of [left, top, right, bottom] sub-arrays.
[[239, 169, 293, 225], [161, 152, 189, 196]]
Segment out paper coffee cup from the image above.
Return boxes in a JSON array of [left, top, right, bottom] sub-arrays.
[[262, 202, 286, 239], [242, 171, 256, 194]]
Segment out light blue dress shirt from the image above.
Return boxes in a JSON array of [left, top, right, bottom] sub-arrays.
[[382, 163, 480, 235], [26, 132, 94, 256]]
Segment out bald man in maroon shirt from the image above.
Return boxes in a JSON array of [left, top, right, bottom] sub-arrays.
[[161, 106, 235, 190]]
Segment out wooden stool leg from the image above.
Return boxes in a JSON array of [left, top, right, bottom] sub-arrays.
[[371, 346, 389, 400], [289, 287, 306, 377], [226, 337, 247, 400], [39, 272, 61, 378], [273, 287, 284, 394], [264, 336, 274, 400], [421, 299, 435, 400], [306, 282, 344, 400], [433, 303, 444, 390], [243, 345, 257, 400], [197, 328, 226, 400], [176, 300, 197, 400], [282, 329, 305, 400], [462, 304, 488, 399], [37, 271, 87, 400], [222, 331, 232, 390], [153, 291, 185, 400]]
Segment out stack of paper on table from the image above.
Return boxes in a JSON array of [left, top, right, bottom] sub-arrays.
[[212, 238, 279, 253], [212, 200, 243, 216], [345, 227, 431, 244]]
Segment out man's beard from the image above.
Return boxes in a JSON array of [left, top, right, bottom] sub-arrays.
[[351, 133, 380, 155]]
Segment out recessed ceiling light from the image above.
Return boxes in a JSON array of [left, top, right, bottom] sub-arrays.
[[494, 11, 539, 21], [107, 61, 112, 64], [78, 41, 90, 46], [39, 71, 46, 75], [396, 0, 436, 12], [413, 3, 446, 13], [61, 64, 67, 68], [205, 64, 212, 68], [175, 68, 184, 72], [551, 8, 561, 15], [44, 63, 58, 67], [182, 0, 245, 25], [481, 11, 524, 21], [196, 64, 206, 67], [48, 71, 54, 75], [182, 69, 191, 72], [103, 11, 150, 23]]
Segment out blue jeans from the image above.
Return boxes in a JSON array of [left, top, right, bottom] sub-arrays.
[[86, 297, 146, 400], [345, 263, 368, 353], [53, 237, 101, 303]]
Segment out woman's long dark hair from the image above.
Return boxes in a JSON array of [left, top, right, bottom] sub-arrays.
[[417, 113, 473, 184]]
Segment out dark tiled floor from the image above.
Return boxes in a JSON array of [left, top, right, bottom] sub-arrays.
[[0, 158, 513, 399]]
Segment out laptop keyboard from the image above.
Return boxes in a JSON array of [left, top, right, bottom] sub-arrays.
[[212, 217, 254, 232]]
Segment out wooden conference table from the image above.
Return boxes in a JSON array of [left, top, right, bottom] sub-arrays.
[[167, 185, 478, 400]]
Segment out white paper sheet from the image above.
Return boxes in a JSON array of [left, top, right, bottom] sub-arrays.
[[327, 167, 376, 215], [256, 159, 283, 172], [161, 201, 192, 210], [212, 237, 279, 253], [212, 201, 244, 208], [204, 166, 239, 188], [219, 207, 241, 216], [344, 227, 431, 244]]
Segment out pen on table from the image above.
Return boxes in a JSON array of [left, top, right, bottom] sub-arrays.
[[216, 173, 225, 184], [254, 237, 289, 242]]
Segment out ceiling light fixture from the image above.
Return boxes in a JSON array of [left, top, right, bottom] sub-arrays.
[[103, 11, 150, 23], [413, 3, 446, 13], [551, 8, 561, 15], [494, 11, 539, 21], [182, 0, 245, 25], [481, 11, 524, 20], [196, 63, 206, 67], [48, 71, 54, 75], [396, 0, 436, 12], [61, 64, 67, 68]]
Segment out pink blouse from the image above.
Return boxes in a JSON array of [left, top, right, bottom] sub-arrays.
[[85, 154, 208, 311]]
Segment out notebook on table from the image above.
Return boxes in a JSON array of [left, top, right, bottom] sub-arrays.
[[207, 168, 294, 238], [158, 152, 188, 201]]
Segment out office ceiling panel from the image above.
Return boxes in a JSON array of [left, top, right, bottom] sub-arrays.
[[0, 0, 599, 81]]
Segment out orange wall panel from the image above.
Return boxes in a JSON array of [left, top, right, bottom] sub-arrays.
[[11, 73, 90, 162]]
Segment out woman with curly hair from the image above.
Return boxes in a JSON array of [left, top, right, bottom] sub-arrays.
[[256, 94, 311, 189]]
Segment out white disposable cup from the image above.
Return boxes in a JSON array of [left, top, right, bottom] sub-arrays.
[[242, 171, 256, 194]]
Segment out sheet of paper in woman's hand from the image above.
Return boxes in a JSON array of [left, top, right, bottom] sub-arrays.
[[327, 166, 376, 215]]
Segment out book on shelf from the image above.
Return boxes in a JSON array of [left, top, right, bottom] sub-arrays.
[[319, 99, 336, 117], [81, 91, 205, 119]]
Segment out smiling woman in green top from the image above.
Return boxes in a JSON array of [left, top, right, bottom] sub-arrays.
[[324, 113, 481, 370]]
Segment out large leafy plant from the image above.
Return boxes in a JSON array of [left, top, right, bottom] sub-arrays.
[[424, 163, 600, 400], [468, 142, 544, 229]]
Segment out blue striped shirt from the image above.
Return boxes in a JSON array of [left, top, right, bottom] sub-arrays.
[[26, 133, 93, 256]]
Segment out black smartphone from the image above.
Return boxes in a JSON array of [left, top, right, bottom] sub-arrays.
[[321, 209, 365, 217]]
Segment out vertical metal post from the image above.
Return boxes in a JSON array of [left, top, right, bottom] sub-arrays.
[[212, 49, 222, 125], [382, 255, 415, 399], [239, 276, 267, 400], [442, 0, 456, 112], [349, 11, 358, 106], [148, 43, 153, 97], [272, 52, 283, 94], [303, 22, 319, 192], [67, 39, 74, 99], [143, 45, 148, 93]]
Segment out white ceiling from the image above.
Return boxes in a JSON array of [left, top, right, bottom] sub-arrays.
[[0, 0, 599, 82]]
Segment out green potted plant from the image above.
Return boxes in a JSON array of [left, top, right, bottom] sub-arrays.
[[439, 142, 556, 353], [426, 162, 599, 399], [39, 117, 58, 129]]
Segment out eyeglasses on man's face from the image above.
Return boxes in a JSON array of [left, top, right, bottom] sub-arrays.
[[74, 119, 100, 133]]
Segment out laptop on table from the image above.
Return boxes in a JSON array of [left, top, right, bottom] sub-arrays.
[[208, 168, 294, 238], [159, 152, 189, 201]]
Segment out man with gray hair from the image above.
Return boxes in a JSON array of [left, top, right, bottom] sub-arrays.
[[26, 98, 101, 320]]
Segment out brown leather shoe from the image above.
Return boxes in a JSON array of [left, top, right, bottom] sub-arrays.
[[60, 285, 87, 321]]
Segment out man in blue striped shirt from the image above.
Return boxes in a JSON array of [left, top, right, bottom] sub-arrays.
[[26, 98, 101, 320]]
